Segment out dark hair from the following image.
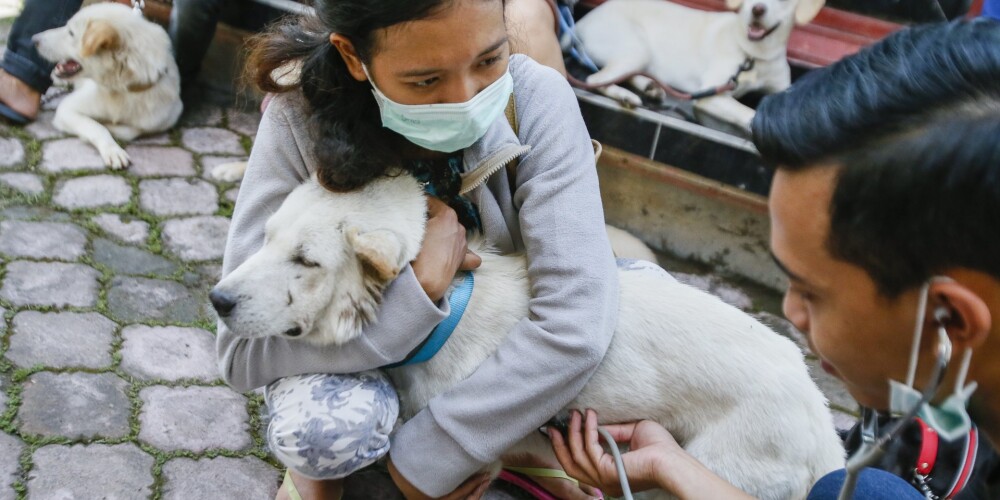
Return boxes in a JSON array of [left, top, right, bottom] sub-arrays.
[[247, 0, 500, 191], [752, 19, 1000, 297]]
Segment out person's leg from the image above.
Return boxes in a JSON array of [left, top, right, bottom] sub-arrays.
[[506, 0, 566, 76], [0, 0, 83, 122], [265, 371, 399, 500], [168, 0, 227, 86], [807, 468, 925, 499]]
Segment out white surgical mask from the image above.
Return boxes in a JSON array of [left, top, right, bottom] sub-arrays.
[[888, 278, 977, 442], [363, 63, 513, 153]]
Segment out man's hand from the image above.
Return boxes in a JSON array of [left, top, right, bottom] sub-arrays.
[[387, 458, 490, 500], [549, 410, 680, 497], [411, 197, 481, 302]]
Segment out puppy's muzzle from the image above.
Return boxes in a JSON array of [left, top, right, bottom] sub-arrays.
[[209, 289, 238, 317]]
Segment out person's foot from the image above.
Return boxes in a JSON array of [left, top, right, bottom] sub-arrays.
[[0, 69, 41, 123]]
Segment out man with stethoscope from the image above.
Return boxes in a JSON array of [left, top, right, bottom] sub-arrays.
[[547, 18, 1000, 500]]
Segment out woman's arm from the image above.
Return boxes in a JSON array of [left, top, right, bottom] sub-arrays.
[[551, 410, 756, 500], [216, 93, 451, 391], [389, 56, 620, 496]]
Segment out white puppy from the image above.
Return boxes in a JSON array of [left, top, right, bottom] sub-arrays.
[[575, 0, 825, 130], [34, 3, 182, 168], [214, 173, 845, 499]]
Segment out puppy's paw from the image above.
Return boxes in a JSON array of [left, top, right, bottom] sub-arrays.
[[605, 85, 643, 109], [99, 143, 131, 169], [210, 161, 247, 182]]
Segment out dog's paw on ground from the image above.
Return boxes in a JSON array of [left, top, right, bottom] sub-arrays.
[[98, 143, 131, 169]]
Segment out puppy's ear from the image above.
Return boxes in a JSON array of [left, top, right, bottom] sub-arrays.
[[794, 0, 825, 24], [725, 0, 744, 10], [347, 227, 404, 282], [81, 19, 121, 57]]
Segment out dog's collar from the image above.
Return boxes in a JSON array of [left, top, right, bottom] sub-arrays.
[[385, 272, 474, 368]]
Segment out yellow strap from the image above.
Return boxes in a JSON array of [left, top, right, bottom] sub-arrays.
[[283, 470, 304, 500], [503, 466, 580, 487]]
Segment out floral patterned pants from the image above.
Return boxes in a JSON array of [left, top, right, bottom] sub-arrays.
[[264, 370, 399, 479]]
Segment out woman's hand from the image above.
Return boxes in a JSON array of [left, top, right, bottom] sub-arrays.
[[388, 458, 491, 500], [549, 409, 681, 497], [411, 197, 481, 302]]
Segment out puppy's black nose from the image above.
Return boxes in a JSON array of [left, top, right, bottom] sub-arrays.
[[752, 3, 766, 17], [283, 326, 302, 337], [209, 289, 238, 317]]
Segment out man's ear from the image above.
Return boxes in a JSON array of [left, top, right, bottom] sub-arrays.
[[928, 279, 992, 351], [795, 0, 826, 25], [726, 0, 744, 10], [81, 19, 121, 57], [329, 33, 367, 82], [347, 227, 404, 282]]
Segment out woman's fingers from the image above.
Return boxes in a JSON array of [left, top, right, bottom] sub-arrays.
[[584, 410, 610, 472], [550, 424, 599, 488], [461, 250, 482, 270], [568, 411, 602, 483]]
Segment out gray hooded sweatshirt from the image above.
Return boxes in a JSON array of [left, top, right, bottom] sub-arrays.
[[217, 54, 619, 496]]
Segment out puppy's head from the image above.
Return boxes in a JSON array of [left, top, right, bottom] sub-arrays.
[[726, 0, 825, 43], [212, 174, 427, 346], [33, 3, 173, 90]]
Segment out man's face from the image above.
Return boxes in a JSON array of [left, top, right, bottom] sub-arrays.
[[769, 166, 926, 410]]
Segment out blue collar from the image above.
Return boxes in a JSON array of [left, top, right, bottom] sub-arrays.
[[387, 272, 474, 368]]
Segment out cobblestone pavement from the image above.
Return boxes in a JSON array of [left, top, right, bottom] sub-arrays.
[[0, 20, 857, 500]]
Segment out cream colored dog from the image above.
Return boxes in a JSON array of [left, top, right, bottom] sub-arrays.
[[575, 0, 825, 131], [34, 3, 182, 168], [213, 174, 845, 499]]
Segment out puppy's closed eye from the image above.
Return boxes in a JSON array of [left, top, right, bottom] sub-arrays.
[[292, 254, 320, 268]]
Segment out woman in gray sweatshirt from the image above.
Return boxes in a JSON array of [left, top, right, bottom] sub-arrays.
[[218, 0, 619, 497]]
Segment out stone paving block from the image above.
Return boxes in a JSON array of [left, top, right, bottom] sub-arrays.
[[225, 187, 240, 203], [0, 205, 71, 222], [126, 146, 196, 177], [0, 172, 44, 196], [199, 264, 222, 284], [180, 102, 224, 127], [0, 220, 87, 260], [131, 132, 172, 145], [227, 108, 262, 137], [7, 311, 115, 369], [182, 127, 245, 155], [0, 433, 24, 500], [0, 305, 5, 334], [673, 272, 753, 310], [108, 276, 208, 323], [40, 138, 105, 173], [161, 456, 279, 500], [200, 155, 247, 183], [24, 111, 65, 140], [832, 410, 859, 434], [0, 137, 24, 169], [52, 174, 132, 210], [93, 238, 178, 276], [807, 358, 858, 413], [121, 325, 218, 382], [18, 372, 130, 439], [29, 444, 154, 499], [0, 261, 100, 307], [139, 385, 251, 452], [92, 213, 149, 245], [139, 178, 218, 216], [161, 216, 230, 261]]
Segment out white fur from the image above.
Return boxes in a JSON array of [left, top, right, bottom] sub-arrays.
[[215, 174, 845, 499], [34, 3, 182, 168], [575, 0, 825, 131]]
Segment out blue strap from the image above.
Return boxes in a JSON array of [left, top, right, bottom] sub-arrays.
[[387, 272, 474, 368]]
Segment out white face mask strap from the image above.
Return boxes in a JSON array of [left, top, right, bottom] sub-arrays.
[[955, 345, 973, 392], [905, 281, 932, 387]]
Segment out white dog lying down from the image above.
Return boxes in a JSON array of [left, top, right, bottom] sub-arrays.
[[213, 174, 844, 498], [575, 0, 824, 131], [34, 3, 182, 168]]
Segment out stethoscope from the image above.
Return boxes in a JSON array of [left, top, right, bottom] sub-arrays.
[[837, 317, 953, 500]]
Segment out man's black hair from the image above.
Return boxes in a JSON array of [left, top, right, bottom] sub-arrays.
[[752, 19, 1000, 297]]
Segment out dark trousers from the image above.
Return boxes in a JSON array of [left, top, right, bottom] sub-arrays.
[[808, 469, 924, 499], [169, 0, 227, 84], [1, 0, 83, 92]]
